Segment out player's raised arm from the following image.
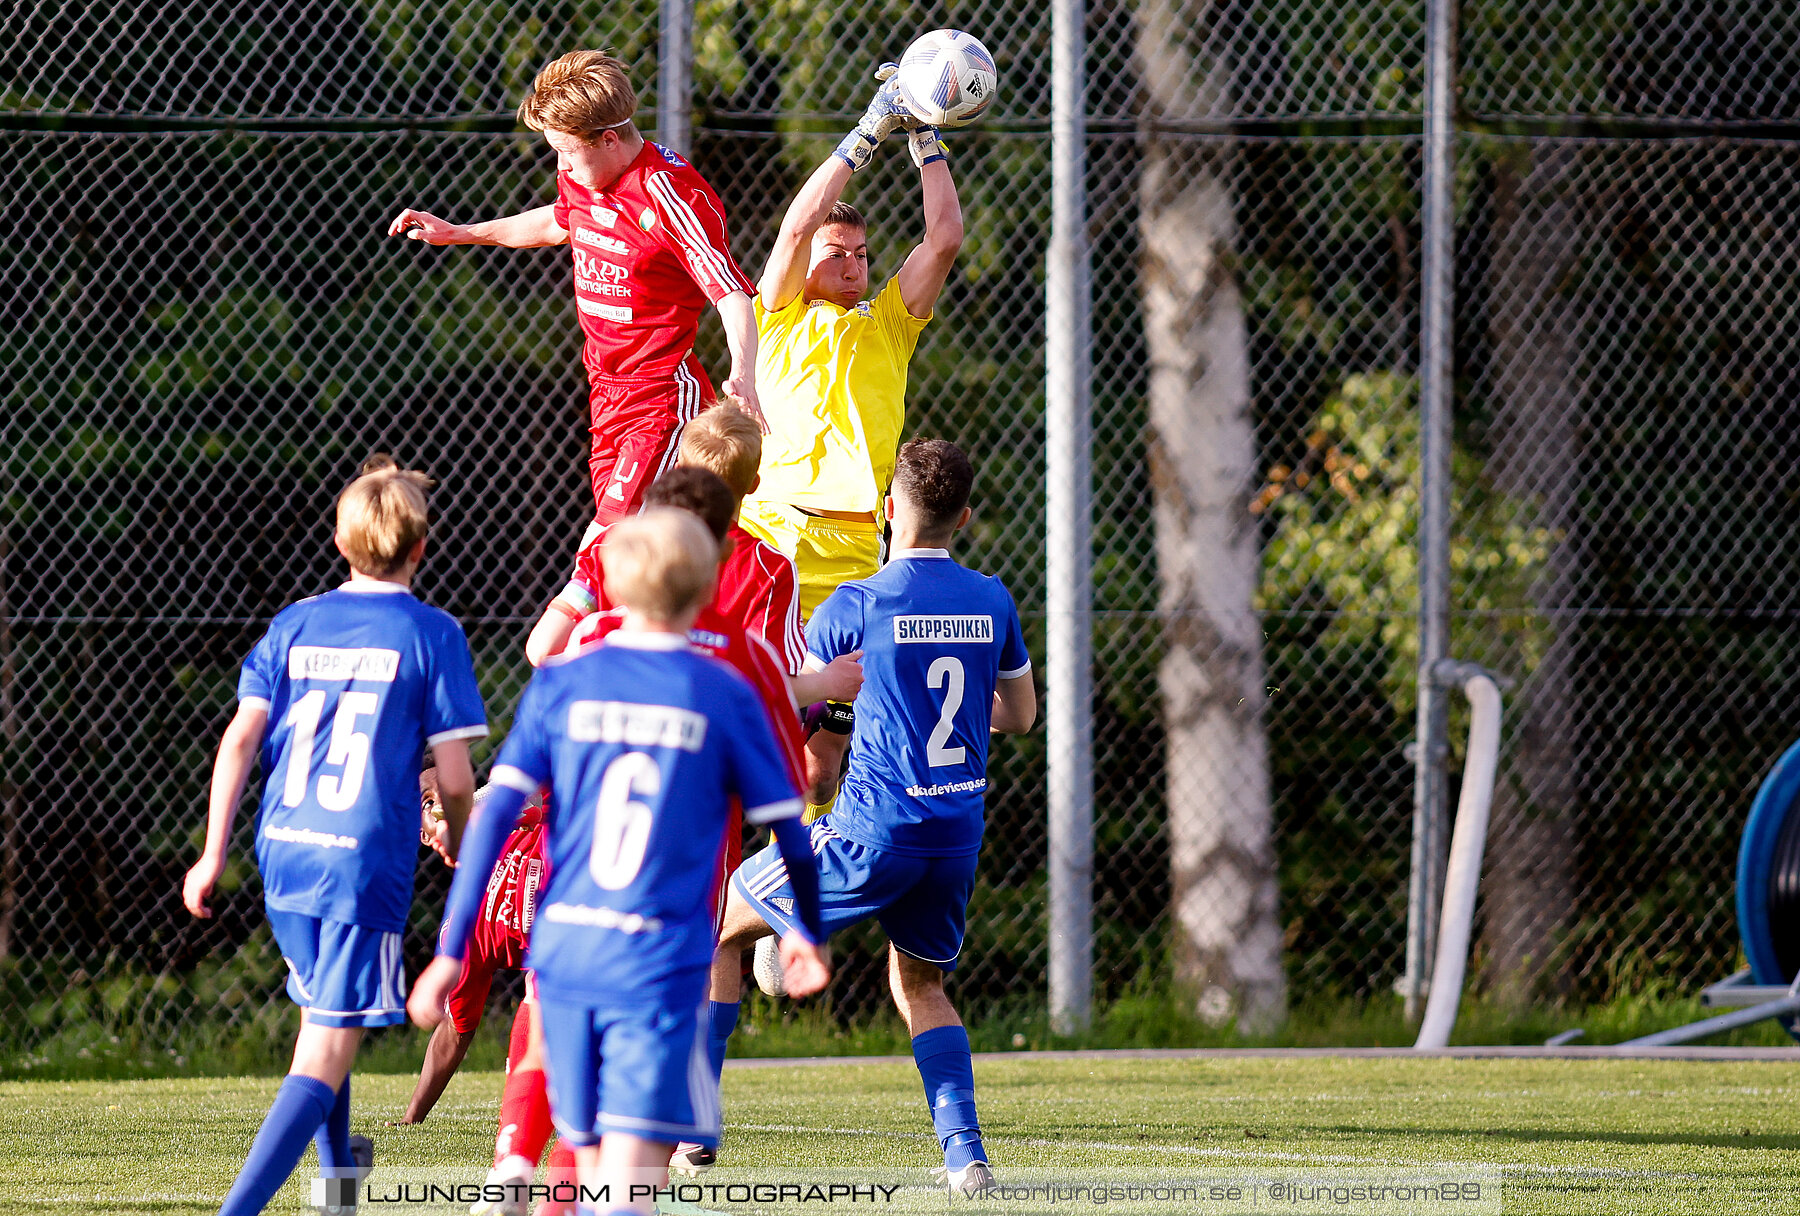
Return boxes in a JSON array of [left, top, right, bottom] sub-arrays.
[[182, 703, 268, 917], [387, 203, 570, 248], [758, 61, 916, 313], [759, 156, 858, 313], [894, 139, 965, 320]]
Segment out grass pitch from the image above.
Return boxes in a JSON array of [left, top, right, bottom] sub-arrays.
[[3, 1055, 1798, 1213]]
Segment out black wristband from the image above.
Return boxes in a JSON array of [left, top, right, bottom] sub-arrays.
[[820, 700, 855, 735]]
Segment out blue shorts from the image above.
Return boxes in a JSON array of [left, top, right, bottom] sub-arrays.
[[265, 908, 407, 1029], [536, 980, 719, 1149], [730, 818, 979, 970]]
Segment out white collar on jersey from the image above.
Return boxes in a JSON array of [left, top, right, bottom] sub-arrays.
[[336, 580, 412, 594], [890, 547, 951, 560], [604, 630, 691, 651]]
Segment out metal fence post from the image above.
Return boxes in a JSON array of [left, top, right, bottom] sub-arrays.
[[1405, 0, 1457, 1023], [1046, 0, 1094, 1036], [658, 0, 693, 157]]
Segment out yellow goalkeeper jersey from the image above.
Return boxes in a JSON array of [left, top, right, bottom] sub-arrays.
[[747, 276, 930, 514]]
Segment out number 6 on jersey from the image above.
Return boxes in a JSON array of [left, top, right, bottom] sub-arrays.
[[591, 751, 658, 889]]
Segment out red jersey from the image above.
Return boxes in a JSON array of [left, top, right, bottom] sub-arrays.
[[477, 802, 549, 946], [442, 802, 548, 1033], [553, 141, 756, 382], [560, 521, 805, 674]]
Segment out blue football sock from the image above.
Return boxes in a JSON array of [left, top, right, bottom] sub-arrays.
[[217, 1074, 337, 1216], [708, 1000, 740, 1085], [314, 1073, 353, 1177], [911, 1025, 985, 1169]]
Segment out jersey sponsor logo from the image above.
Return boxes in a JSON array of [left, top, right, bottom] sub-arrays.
[[521, 857, 543, 932], [578, 298, 634, 322], [575, 227, 631, 256], [573, 251, 632, 298], [263, 823, 360, 849], [483, 849, 544, 934], [905, 777, 990, 798], [543, 902, 663, 932], [688, 627, 729, 652], [594, 206, 619, 228], [287, 646, 400, 682], [567, 700, 708, 752], [892, 615, 995, 644]]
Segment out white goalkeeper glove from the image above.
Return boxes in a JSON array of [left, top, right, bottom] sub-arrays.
[[907, 125, 947, 168], [834, 62, 911, 172]]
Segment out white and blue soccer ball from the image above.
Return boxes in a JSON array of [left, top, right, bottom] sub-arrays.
[[895, 29, 999, 129]]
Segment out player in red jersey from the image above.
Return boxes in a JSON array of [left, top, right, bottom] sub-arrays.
[[560, 469, 855, 807], [527, 405, 816, 682], [396, 767, 548, 1128], [387, 51, 761, 537]]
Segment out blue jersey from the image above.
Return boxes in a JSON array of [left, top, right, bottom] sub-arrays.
[[238, 582, 488, 931], [489, 632, 802, 1004], [806, 548, 1031, 857]]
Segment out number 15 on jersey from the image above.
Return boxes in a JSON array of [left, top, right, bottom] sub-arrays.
[[283, 689, 379, 810]]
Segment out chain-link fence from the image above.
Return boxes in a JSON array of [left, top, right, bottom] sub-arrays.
[[5, 1, 1799, 1060]]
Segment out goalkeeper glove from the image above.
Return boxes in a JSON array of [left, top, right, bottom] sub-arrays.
[[907, 125, 947, 168], [834, 62, 911, 172]]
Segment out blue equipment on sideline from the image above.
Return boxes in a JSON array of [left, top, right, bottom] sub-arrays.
[[1607, 742, 1800, 1047]]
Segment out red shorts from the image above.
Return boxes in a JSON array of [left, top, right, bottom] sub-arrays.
[[587, 354, 717, 526], [444, 918, 530, 1034]]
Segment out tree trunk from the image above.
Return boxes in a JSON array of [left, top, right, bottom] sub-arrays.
[[1478, 144, 1583, 999], [1137, 0, 1284, 1032]]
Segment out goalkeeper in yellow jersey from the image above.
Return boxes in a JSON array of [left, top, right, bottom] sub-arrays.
[[741, 66, 964, 817]]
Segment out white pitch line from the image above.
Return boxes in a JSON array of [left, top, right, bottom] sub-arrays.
[[26, 1195, 223, 1205], [726, 1123, 1697, 1180], [727, 1045, 1800, 1066]]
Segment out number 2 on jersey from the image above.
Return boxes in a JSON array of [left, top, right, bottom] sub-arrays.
[[282, 689, 378, 810], [590, 752, 658, 889], [926, 656, 967, 767]]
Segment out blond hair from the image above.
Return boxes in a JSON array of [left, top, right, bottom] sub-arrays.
[[336, 457, 433, 578], [678, 404, 762, 499], [519, 51, 638, 141], [601, 508, 719, 622]]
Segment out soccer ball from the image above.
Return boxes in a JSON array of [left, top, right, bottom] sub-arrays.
[[752, 935, 787, 997], [895, 29, 999, 129]]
